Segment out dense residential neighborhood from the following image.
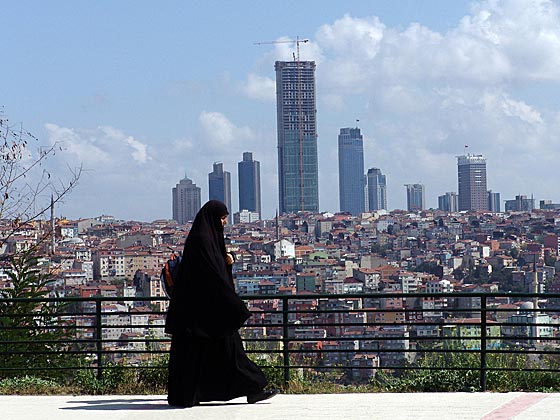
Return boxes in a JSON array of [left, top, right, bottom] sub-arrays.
[[2, 208, 560, 381]]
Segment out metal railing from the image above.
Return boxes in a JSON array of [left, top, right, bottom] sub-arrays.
[[1, 291, 559, 391]]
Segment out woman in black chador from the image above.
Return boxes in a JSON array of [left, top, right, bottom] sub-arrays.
[[166, 200, 277, 407]]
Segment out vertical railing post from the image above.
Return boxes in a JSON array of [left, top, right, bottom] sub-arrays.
[[95, 298, 103, 380], [480, 296, 487, 391], [282, 296, 290, 386]]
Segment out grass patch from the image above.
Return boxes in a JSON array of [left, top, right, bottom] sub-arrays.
[[0, 376, 72, 395], [3, 352, 560, 395]]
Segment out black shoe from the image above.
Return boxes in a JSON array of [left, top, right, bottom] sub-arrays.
[[247, 389, 280, 404]]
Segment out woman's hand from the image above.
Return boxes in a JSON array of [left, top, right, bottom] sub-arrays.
[[226, 253, 234, 265]]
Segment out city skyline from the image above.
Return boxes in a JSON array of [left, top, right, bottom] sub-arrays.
[[3, 1, 560, 221]]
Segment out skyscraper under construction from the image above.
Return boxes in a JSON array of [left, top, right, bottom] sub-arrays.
[[275, 60, 318, 214]]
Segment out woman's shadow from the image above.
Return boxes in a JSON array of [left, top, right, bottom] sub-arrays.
[[61, 397, 245, 411], [62, 397, 176, 411]]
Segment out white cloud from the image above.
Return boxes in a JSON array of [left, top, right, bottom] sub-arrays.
[[199, 111, 255, 150], [98, 126, 150, 164], [241, 73, 275, 102], [126, 137, 149, 164], [171, 137, 195, 154], [379, 85, 431, 115], [42, 124, 163, 220], [45, 123, 110, 165], [480, 92, 543, 125], [461, 0, 560, 80], [302, 0, 560, 93], [46, 124, 152, 166], [316, 14, 385, 60]]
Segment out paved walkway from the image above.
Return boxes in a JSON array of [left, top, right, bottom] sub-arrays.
[[2, 392, 559, 420]]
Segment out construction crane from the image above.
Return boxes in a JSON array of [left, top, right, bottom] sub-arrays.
[[254, 36, 309, 62], [255, 37, 309, 211]]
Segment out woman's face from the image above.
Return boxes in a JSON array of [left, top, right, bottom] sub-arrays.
[[220, 215, 228, 227]]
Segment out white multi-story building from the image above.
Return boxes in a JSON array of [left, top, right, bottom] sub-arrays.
[[353, 268, 381, 291], [101, 304, 131, 341], [400, 273, 422, 293], [234, 209, 260, 224], [425, 279, 453, 294], [263, 239, 295, 260]]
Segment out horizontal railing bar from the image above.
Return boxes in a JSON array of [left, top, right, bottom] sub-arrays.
[[5, 320, 553, 330], [1, 334, 553, 343], [254, 307, 557, 314], [3, 291, 560, 304]]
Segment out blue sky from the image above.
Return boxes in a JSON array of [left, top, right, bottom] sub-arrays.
[[2, 0, 559, 221]]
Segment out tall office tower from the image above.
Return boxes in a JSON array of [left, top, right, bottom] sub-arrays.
[[457, 154, 488, 211], [275, 60, 318, 214], [405, 184, 425, 212], [367, 168, 387, 211], [438, 192, 458, 212], [488, 191, 501, 212], [172, 176, 201, 224], [208, 162, 232, 223], [338, 127, 365, 215], [238, 152, 261, 218]]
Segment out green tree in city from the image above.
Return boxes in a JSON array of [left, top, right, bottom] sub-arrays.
[[0, 248, 75, 380]]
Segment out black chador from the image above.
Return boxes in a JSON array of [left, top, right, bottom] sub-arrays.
[[165, 200, 268, 407]]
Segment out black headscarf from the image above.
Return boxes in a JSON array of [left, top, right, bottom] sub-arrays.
[[165, 200, 250, 338], [184, 200, 229, 282]]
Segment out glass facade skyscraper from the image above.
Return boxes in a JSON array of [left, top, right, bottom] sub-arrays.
[[208, 162, 232, 222], [367, 168, 387, 211], [488, 190, 501, 212], [457, 154, 488, 211], [438, 192, 458, 212], [275, 60, 318, 214], [405, 184, 425, 212], [172, 176, 201, 224], [338, 127, 365, 215], [238, 152, 261, 218]]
